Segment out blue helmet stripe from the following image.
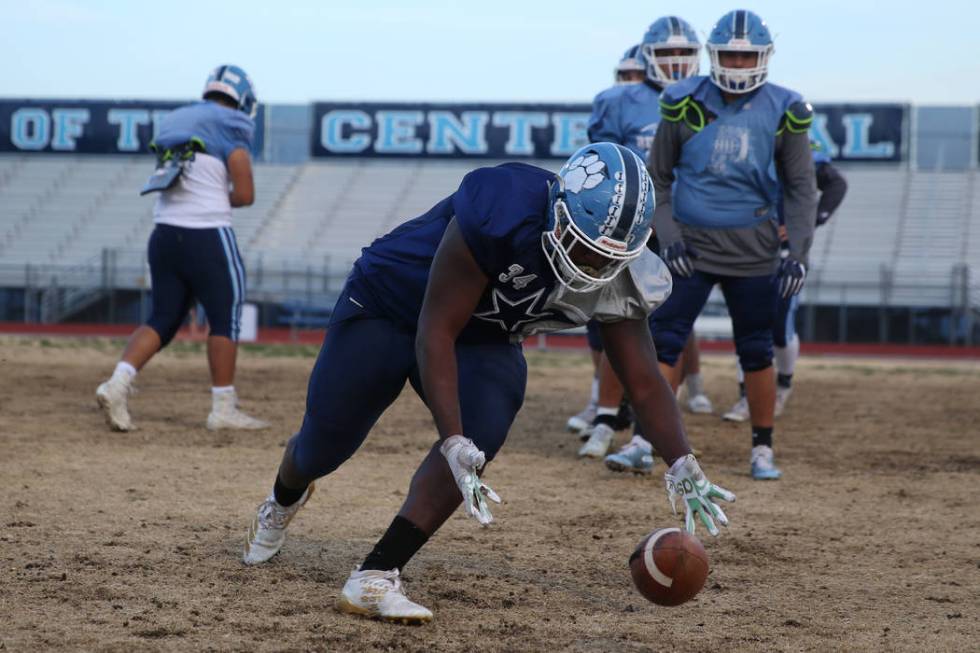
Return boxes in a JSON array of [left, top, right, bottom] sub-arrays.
[[215, 65, 227, 81], [668, 16, 680, 36], [734, 10, 747, 39], [611, 147, 640, 241]]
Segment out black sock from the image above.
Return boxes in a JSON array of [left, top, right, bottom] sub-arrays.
[[777, 373, 793, 389], [738, 382, 746, 398], [361, 516, 430, 572], [594, 413, 618, 428], [752, 426, 773, 448], [273, 474, 307, 507]]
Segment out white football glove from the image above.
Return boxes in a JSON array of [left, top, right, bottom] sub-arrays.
[[665, 454, 736, 536], [440, 435, 501, 526]]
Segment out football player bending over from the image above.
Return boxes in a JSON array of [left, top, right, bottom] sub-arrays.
[[242, 143, 734, 624]]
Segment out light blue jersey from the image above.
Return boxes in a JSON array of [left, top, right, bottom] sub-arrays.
[[152, 101, 255, 229], [663, 76, 802, 229], [587, 82, 662, 160], [154, 101, 254, 162]]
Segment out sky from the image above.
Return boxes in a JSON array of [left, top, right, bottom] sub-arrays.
[[2, 0, 977, 105]]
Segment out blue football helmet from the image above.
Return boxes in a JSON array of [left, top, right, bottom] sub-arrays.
[[615, 45, 647, 85], [641, 16, 701, 86], [202, 65, 258, 118], [542, 143, 655, 293], [706, 10, 774, 94]]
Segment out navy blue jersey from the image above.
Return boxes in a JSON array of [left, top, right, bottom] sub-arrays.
[[341, 163, 568, 341]]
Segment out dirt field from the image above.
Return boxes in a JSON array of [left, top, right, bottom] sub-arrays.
[[1, 337, 978, 652]]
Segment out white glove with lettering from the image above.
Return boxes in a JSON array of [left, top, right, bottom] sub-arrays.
[[665, 454, 736, 536], [440, 435, 501, 526]]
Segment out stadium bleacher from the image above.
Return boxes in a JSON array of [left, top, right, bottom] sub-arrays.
[[0, 154, 976, 312]]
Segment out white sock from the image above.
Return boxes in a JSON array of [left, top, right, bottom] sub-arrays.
[[775, 334, 800, 377], [596, 406, 619, 417], [735, 360, 744, 384], [589, 376, 599, 405], [112, 361, 137, 382], [685, 372, 704, 397], [212, 385, 235, 397]]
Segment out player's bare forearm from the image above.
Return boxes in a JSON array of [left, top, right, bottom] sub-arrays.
[[227, 148, 254, 207], [416, 329, 463, 439], [600, 319, 692, 464], [416, 218, 489, 441]]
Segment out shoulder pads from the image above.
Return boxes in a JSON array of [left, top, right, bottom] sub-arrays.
[[778, 101, 814, 135], [659, 94, 689, 122], [659, 95, 712, 133]]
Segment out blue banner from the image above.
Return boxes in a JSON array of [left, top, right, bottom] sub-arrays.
[[312, 101, 907, 161], [0, 99, 265, 158], [809, 103, 906, 162], [312, 102, 592, 159]]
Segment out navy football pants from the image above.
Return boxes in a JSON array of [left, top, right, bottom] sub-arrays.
[[146, 224, 245, 345], [287, 312, 528, 482], [652, 270, 778, 372]]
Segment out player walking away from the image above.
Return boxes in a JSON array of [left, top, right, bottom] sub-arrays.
[[95, 65, 268, 432], [241, 143, 735, 624], [642, 9, 818, 481], [574, 16, 710, 464], [723, 140, 848, 421], [615, 45, 647, 85]]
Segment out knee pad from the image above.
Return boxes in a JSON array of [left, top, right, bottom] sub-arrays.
[[650, 317, 688, 367], [735, 329, 774, 372]]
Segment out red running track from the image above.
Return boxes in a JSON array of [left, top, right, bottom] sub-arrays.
[[1, 321, 979, 359]]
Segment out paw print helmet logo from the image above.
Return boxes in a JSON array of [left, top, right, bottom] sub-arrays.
[[542, 142, 655, 293]]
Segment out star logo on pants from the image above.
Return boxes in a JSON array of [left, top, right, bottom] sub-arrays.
[[473, 287, 552, 333]]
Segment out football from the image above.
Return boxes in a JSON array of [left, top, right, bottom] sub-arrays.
[[629, 528, 709, 606]]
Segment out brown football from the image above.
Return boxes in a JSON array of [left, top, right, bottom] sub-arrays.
[[629, 527, 709, 606]]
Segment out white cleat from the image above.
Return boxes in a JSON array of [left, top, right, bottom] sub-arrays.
[[95, 375, 135, 431], [207, 391, 269, 430], [243, 484, 314, 565], [337, 567, 433, 625], [722, 396, 749, 423], [578, 423, 615, 458], [751, 445, 783, 480], [566, 402, 597, 435], [774, 386, 793, 417], [687, 393, 714, 415]]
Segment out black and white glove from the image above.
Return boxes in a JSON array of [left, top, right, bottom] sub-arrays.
[[440, 435, 501, 526], [661, 241, 698, 278], [777, 257, 807, 298]]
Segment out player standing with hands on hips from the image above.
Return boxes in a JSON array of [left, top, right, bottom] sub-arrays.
[[242, 143, 735, 624], [647, 10, 818, 479], [96, 65, 267, 432]]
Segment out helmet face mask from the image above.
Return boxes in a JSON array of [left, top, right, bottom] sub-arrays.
[[615, 44, 647, 85], [707, 10, 774, 94], [641, 16, 701, 86], [707, 43, 772, 93], [641, 42, 700, 85], [541, 143, 654, 294], [203, 65, 258, 119]]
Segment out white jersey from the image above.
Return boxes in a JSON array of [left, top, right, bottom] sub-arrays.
[[154, 154, 233, 228]]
